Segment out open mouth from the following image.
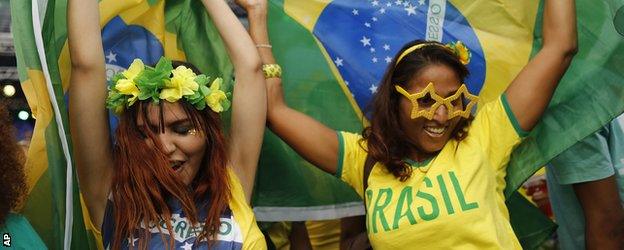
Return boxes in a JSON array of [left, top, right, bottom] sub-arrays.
[[170, 160, 186, 172], [423, 126, 447, 138]]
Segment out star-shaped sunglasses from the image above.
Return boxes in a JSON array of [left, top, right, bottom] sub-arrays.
[[395, 82, 478, 120]]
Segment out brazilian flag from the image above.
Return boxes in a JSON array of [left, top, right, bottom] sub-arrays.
[[11, 0, 232, 248], [11, 0, 624, 249]]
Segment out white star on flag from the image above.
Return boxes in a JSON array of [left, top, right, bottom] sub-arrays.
[[403, 1, 409, 6], [385, 56, 393, 63], [380, 8, 386, 14], [372, 57, 378, 63], [181, 242, 193, 250], [383, 44, 391, 50], [386, 2, 392, 7], [345, 81, 350, 86], [405, 5, 417, 16], [419, 0, 426, 5], [334, 57, 344, 67], [370, 48, 376, 53], [370, 84, 378, 93], [372, 17, 378, 22], [395, 0, 403, 5], [352, 9, 359, 15], [360, 36, 371, 47], [106, 51, 117, 63], [365, 22, 371, 28], [372, 0, 379, 6]]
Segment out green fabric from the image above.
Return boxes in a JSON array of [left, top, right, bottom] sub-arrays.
[[546, 115, 624, 250], [10, 0, 84, 249], [608, 0, 624, 36], [0, 213, 47, 249], [506, 193, 557, 250], [501, 94, 530, 137], [504, 0, 624, 197], [251, 0, 364, 214], [404, 157, 434, 168], [335, 131, 345, 179]]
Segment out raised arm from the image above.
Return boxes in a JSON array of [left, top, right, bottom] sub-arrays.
[[239, 0, 340, 175], [505, 0, 577, 131], [574, 176, 624, 249], [200, 0, 266, 202], [67, 0, 113, 228]]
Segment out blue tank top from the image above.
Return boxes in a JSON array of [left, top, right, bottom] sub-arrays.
[[101, 197, 244, 249]]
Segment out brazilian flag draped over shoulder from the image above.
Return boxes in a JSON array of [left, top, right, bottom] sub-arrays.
[[11, 0, 232, 248], [11, 0, 624, 249]]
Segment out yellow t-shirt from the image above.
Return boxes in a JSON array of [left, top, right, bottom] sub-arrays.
[[336, 95, 526, 250], [227, 168, 268, 250]]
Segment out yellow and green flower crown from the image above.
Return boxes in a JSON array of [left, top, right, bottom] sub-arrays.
[[106, 57, 230, 114]]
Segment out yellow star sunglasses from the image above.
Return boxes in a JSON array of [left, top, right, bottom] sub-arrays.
[[395, 82, 478, 120]]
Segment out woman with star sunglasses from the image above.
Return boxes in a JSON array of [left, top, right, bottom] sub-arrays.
[[242, 0, 577, 248], [67, 0, 268, 249]]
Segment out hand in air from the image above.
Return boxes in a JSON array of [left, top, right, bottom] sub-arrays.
[[234, 0, 266, 12]]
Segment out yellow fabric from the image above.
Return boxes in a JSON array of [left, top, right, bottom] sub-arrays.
[[338, 96, 522, 250], [81, 195, 104, 250], [267, 222, 292, 250], [227, 169, 268, 250], [305, 220, 340, 250]]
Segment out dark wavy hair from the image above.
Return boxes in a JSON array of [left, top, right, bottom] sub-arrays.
[[362, 40, 474, 181], [111, 61, 231, 249], [0, 101, 28, 225]]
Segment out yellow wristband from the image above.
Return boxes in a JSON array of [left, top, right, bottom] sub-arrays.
[[262, 64, 282, 79]]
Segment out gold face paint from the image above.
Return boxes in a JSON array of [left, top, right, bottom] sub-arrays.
[[395, 82, 478, 120]]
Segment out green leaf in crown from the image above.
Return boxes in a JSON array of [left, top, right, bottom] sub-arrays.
[[105, 57, 231, 115]]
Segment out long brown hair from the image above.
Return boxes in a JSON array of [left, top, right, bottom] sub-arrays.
[[362, 40, 473, 181], [0, 101, 27, 225], [111, 62, 231, 249]]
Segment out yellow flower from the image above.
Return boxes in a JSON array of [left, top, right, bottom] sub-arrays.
[[160, 66, 199, 102], [454, 41, 471, 65], [115, 59, 144, 105], [115, 79, 140, 105], [205, 78, 227, 112], [123, 59, 145, 80]]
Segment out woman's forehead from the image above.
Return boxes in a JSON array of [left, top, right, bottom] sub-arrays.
[[406, 65, 461, 95], [137, 102, 190, 126]]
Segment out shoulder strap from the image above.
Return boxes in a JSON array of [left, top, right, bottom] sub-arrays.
[[362, 153, 375, 210]]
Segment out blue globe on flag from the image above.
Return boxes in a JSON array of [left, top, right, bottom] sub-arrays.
[[314, 0, 486, 113]]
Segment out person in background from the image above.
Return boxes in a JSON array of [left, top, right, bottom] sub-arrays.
[[0, 101, 46, 249], [547, 114, 624, 249]]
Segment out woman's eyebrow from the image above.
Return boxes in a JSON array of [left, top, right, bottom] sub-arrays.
[[166, 118, 191, 126]]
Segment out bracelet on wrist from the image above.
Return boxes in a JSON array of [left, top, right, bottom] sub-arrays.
[[262, 64, 282, 79]]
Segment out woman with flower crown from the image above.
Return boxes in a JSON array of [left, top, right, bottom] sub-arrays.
[[67, 0, 267, 249], [239, 0, 577, 249]]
